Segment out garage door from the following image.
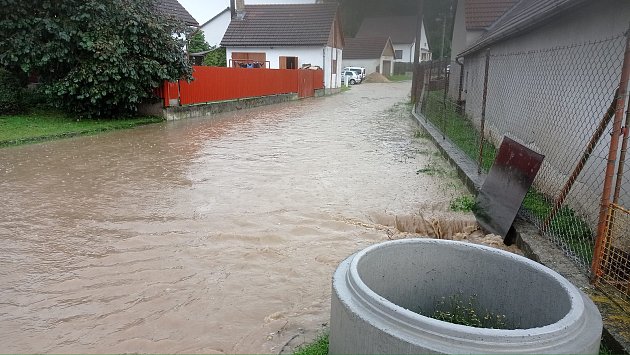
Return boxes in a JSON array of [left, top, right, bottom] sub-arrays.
[[382, 60, 392, 76]]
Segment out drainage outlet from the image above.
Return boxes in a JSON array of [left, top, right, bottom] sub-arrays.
[[330, 239, 602, 354]]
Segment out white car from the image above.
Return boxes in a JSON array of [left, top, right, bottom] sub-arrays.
[[341, 70, 361, 85], [343, 66, 366, 81]]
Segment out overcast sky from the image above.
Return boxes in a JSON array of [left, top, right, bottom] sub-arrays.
[[178, 0, 317, 24]]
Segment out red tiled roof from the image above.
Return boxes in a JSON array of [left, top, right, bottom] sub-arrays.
[[343, 37, 392, 59], [221, 3, 339, 47], [466, 0, 518, 30], [355, 16, 417, 45], [155, 0, 199, 27]]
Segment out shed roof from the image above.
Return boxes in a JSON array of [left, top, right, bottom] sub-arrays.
[[221, 3, 340, 47], [466, 0, 519, 30], [460, 0, 590, 56], [155, 0, 199, 27], [356, 16, 417, 44], [343, 37, 393, 59]]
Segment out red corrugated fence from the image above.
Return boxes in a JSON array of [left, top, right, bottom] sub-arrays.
[[161, 66, 324, 107]]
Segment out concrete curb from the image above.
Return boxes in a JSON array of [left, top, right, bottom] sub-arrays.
[[411, 107, 629, 353]]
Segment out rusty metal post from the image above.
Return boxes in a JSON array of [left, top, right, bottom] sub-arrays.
[[613, 90, 630, 204], [543, 92, 618, 229], [477, 50, 491, 174], [592, 29, 630, 281], [410, 0, 424, 104]]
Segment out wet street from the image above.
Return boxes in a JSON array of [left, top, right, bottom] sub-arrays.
[[0, 82, 474, 353]]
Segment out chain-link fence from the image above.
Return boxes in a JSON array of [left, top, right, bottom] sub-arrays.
[[414, 31, 630, 302]]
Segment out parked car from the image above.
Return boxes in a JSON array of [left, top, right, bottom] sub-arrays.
[[343, 66, 366, 81], [341, 70, 361, 85]]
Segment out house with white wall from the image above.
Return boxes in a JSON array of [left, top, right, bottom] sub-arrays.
[[342, 37, 395, 76], [221, 1, 344, 91], [355, 16, 430, 63], [199, 7, 231, 48]]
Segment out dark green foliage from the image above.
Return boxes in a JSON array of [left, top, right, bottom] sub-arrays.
[[0, 68, 23, 114], [338, 0, 456, 60], [203, 47, 227, 67], [0, 0, 193, 118], [188, 32, 211, 53]]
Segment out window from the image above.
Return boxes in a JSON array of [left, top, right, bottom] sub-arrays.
[[394, 50, 403, 60], [280, 56, 298, 69]]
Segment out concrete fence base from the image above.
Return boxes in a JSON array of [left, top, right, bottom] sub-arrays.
[[162, 93, 299, 121], [330, 239, 602, 354]]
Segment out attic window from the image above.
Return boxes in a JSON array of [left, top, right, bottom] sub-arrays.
[[395, 50, 403, 60]]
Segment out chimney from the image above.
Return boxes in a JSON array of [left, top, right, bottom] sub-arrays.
[[235, 0, 245, 19], [230, 0, 236, 19]]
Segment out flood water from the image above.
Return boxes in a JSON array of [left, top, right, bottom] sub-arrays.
[[0, 82, 478, 353]]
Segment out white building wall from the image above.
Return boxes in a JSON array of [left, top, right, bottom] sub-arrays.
[[201, 11, 232, 48], [461, 0, 630, 221], [394, 21, 430, 63], [226, 46, 341, 89]]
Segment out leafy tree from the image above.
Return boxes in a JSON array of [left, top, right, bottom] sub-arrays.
[[0, 68, 23, 114], [188, 32, 211, 53], [0, 0, 193, 117], [203, 47, 227, 67]]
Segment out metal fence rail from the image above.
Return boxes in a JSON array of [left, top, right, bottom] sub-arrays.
[[415, 30, 630, 302]]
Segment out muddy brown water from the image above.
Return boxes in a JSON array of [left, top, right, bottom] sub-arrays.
[[0, 82, 516, 353]]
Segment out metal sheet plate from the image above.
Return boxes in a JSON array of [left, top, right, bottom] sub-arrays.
[[474, 136, 545, 244]]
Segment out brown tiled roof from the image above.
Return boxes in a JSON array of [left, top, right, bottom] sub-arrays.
[[356, 16, 417, 44], [460, 0, 591, 56], [155, 0, 199, 27], [465, 0, 518, 30], [221, 3, 339, 47], [343, 37, 392, 59]]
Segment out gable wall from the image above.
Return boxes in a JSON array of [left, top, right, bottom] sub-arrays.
[[201, 11, 232, 48]]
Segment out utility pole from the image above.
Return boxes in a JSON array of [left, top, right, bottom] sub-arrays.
[[411, 0, 424, 104]]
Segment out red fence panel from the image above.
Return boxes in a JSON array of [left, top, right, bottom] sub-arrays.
[[178, 66, 299, 106], [162, 81, 179, 107], [160, 67, 325, 107], [312, 69, 324, 90], [298, 70, 314, 98]]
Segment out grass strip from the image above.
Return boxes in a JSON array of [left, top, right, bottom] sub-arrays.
[[0, 110, 163, 147], [293, 333, 329, 355]]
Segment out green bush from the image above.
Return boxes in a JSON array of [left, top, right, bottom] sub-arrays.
[[0, 69, 24, 114], [203, 47, 227, 67], [1, 0, 192, 118]]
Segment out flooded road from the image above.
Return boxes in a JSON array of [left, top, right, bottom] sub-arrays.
[[1, 82, 480, 353]]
